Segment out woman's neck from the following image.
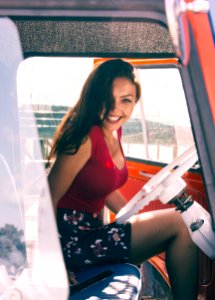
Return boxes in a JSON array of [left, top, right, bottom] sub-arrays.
[[102, 128, 117, 143]]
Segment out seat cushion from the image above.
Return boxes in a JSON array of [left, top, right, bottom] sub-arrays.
[[69, 263, 142, 300]]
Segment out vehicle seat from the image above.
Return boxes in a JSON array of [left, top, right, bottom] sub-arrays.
[[69, 263, 142, 300], [67, 207, 141, 299]]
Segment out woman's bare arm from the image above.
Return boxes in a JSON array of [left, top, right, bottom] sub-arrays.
[[105, 189, 127, 214], [48, 137, 91, 212]]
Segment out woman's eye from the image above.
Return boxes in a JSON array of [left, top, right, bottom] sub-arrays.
[[122, 98, 132, 103]]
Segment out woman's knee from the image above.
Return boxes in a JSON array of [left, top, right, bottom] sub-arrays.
[[130, 208, 185, 238], [128, 209, 186, 261], [170, 210, 192, 240]]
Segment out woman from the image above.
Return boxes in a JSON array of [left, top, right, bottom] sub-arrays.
[[48, 59, 199, 300]]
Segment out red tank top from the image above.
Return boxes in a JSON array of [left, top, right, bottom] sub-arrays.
[[57, 125, 128, 213]]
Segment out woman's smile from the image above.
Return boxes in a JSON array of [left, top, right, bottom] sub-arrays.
[[106, 115, 122, 123]]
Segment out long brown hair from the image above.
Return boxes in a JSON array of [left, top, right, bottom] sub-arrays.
[[48, 59, 141, 161]]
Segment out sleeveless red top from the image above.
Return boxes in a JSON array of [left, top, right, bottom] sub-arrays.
[[57, 125, 128, 213]]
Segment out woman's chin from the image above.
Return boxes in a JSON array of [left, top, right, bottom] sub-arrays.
[[103, 121, 121, 131]]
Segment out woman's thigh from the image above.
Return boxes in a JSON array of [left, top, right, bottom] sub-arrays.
[[57, 208, 132, 270], [128, 208, 189, 264]]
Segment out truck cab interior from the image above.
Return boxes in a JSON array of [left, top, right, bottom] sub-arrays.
[[0, 1, 214, 299]]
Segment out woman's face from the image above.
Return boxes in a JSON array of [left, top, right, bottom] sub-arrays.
[[102, 77, 137, 132]]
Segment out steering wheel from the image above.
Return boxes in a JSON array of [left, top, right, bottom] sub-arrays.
[[116, 144, 198, 224]]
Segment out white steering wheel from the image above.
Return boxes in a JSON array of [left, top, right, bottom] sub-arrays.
[[116, 144, 198, 224]]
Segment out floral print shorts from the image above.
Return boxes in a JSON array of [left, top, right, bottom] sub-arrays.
[[57, 208, 132, 272]]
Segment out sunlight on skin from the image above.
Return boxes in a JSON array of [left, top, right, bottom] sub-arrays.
[[129, 211, 155, 223]]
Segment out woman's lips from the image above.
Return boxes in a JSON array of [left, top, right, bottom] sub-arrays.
[[107, 115, 121, 122]]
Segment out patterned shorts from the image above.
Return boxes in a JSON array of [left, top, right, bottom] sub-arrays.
[[57, 208, 132, 272]]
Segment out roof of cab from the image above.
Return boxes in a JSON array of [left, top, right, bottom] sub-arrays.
[[0, 0, 175, 58]]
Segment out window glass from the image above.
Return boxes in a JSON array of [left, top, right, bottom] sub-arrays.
[[18, 59, 195, 166], [18, 57, 94, 164], [0, 17, 27, 286], [0, 21, 68, 298], [122, 67, 195, 163]]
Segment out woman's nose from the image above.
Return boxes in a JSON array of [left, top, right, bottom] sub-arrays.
[[111, 100, 120, 111]]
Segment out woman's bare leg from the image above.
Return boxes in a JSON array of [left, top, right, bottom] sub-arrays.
[[128, 208, 199, 300]]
